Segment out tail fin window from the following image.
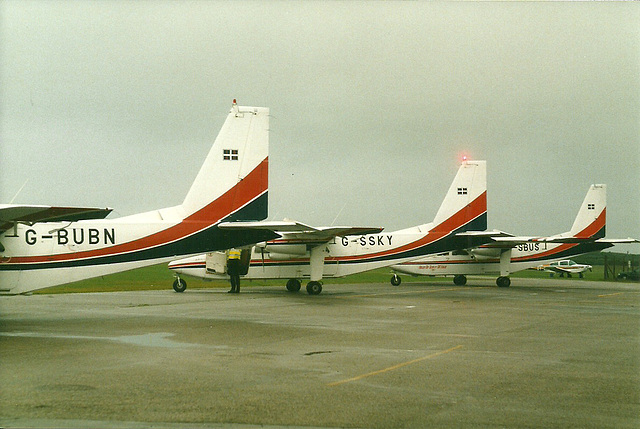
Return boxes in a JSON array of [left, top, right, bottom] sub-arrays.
[[223, 149, 239, 161], [587, 204, 595, 210], [457, 187, 468, 195]]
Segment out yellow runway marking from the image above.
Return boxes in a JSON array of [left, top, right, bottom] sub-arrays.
[[597, 292, 626, 298], [327, 345, 463, 387]]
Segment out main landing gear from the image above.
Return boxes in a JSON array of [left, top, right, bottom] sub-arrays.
[[286, 278, 301, 292], [306, 281, 322, 295], [173, 276, 187, 293], [453, 275, 467, 286], [285, 278, 322, 295], [496, 276, 511, 288]]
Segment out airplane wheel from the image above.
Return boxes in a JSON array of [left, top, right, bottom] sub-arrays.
[[306, 281, 322, 295], [390, 274, 401, 286], [286, 279, 301, 292], [496, 276, 510, 288], [173, 278, 187, 293], [453, 275, 467, 286]]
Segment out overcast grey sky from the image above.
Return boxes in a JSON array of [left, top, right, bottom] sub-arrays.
[[1, 1, 638, 253]]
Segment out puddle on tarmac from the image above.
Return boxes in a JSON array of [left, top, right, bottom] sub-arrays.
[[0, 331, 203, 348]]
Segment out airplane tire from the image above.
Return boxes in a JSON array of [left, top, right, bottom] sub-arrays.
[[390, 274, 401, 286], [306, 281, 322, 295], [173, 278, 187, 293], [453, 275, 467, 286], [286, 279, 301, 292], [496, 276, 510, 288]]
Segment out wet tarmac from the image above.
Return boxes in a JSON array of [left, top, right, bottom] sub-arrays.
[[1, 277, 639, 428]]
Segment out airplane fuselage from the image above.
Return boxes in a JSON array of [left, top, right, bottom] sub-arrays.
[[391, 241, 612, 277], [0, 207, 274, 293]]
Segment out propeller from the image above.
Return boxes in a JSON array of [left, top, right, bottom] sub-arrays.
[[255, 242, 267, 271]]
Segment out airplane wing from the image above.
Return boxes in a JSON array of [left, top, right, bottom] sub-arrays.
[[218, 220, 383, 243], [219, 220, 317, 233], [448, 230, 514, 249], [455, 230, 513, 238], [479, 234, 639, 248], [540, 265, 568, 274], [517, 235, 639, 244], [0, 204, 113, 234]]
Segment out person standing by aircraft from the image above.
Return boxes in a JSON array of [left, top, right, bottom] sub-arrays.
[[227, 248, 242, 293]]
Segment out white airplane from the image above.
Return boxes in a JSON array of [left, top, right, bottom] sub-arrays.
[[0, 101, 278, 295], [390, 184, 638, 287], [536, 260, 593, 278], [169, 160, 492, 295]]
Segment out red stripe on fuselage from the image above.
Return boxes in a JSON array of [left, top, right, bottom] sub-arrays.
[[8, 158, 269, 264]]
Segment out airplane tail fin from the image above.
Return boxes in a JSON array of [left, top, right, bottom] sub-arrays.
[[180, 100, 269, 224], [431, 160, 487, 233], [568, 184, 606, 239]]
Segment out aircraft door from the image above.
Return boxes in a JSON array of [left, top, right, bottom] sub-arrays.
[[239, 248, 252, 275]]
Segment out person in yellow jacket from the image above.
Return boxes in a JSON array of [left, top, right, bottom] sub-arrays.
[[226, 248, 242, 293]]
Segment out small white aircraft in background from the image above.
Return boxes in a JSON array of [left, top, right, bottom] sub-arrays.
[[390, 184, 638, 287], [536, 260, 592, 278], [169, 160, 491, 294], [0, 101, 277, 294]]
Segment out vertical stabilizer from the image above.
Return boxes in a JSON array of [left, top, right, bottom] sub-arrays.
[[181, 101, 269, 222], [569, 184, 606, 239], [432, 160, 487, 232]]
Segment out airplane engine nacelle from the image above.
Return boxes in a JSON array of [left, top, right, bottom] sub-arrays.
[[264, 244, 307, 255], [470, 247, 501, 260], [268, 251, 310, 260]]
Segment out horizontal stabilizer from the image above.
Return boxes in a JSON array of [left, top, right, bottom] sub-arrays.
[[0, 204, 112, 233], [219, 220, 383, 243], [595, 238, 640, 244], [480, 234, 639, 248], [315, 226, 385, 236]]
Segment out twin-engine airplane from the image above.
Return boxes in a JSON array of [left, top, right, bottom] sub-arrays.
[[390, 184, 638, 287], [0, 101, 278, 295], [169, 160, 491, 294]]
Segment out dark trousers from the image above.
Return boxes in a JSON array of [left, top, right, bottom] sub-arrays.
[[227, 259, 241, 292]]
